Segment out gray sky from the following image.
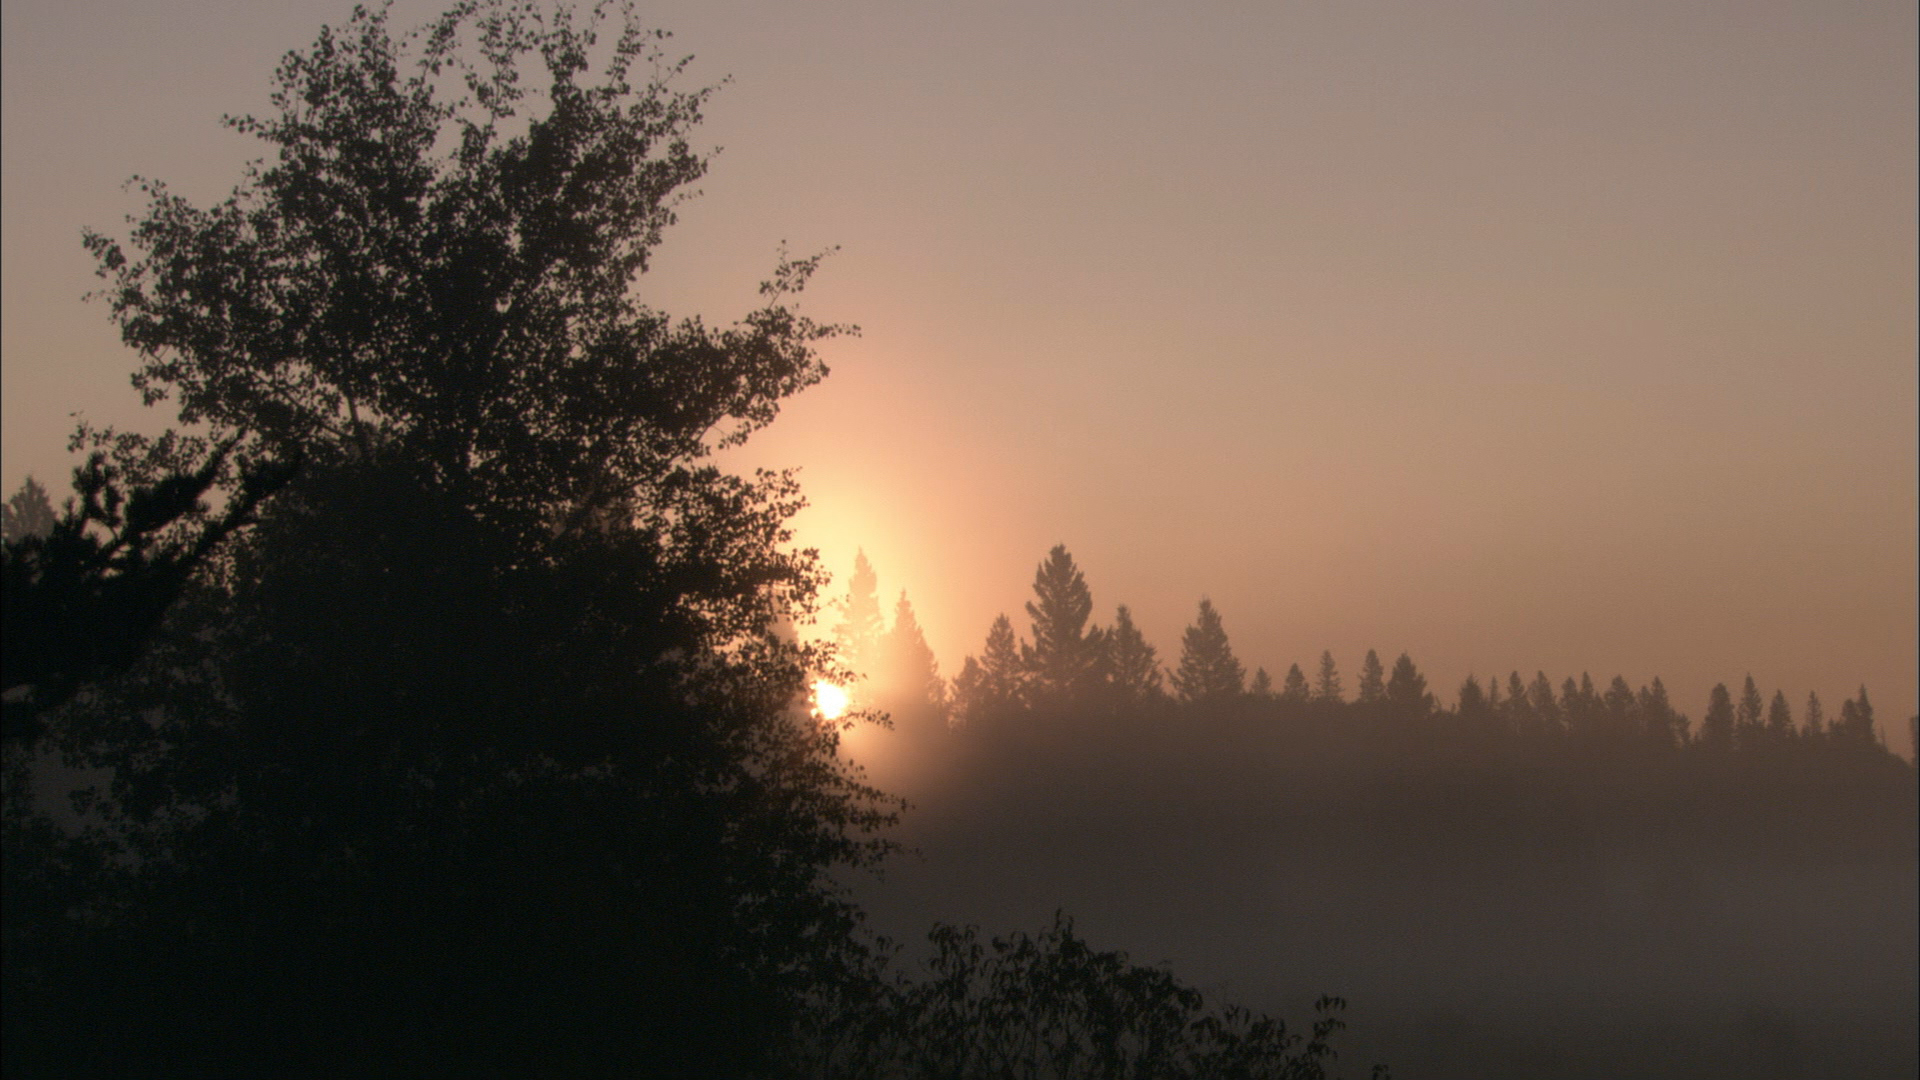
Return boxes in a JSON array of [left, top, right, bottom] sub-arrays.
[[4, 0, 1915, 742]]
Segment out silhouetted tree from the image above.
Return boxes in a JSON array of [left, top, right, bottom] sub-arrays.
[[1248, 667, 1276, 701], [836, 549, 887, 681], [953, 614, 1027, 723], [1560, 675, 1594, 736], [1528, 672, 1561, 735], [1700, 683, 1737, 750], [1357, 649, 1386, 705], [1735, 675, 1766, 750], [1764, 690, 1794, 743], [1831, 686, 1879, 749], [11, 5, 893, 1073], [1, 478, 56, 543], [1384, 652, 1432, 717], [1022, 545, 1103, 708], [3, 437, 293, 742], [801, 915, 1371, 1079], [1102, 604, 1164, 706], [1171, 599, 1244, 705], [1802, 691, 1826, 740], [1455, 674, 1491, 733], [1505, 671, 1535, 735], [1639, 677, 1682, 747], [1280, 662, 1311, 704], [877, 591, 947, 722], [1602, 675, 1637, 738], [1314, 651, 1344, 704]]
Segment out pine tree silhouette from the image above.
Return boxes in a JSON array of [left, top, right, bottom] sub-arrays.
[[1104, 604, 1164, 705], [1171, 599, 1244, 705], [1021, 545, 1101, 707], [1700, 683, 1736, 750], [1357, 650, 1386, 705], [1280, 663, 1311, 703], [1384, 653, 1432, 716], [1314, 651, 1343, 704], [835, 550, 886, 681]]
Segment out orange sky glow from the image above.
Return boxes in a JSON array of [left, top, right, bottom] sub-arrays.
[[4, 0, 1914, 749]]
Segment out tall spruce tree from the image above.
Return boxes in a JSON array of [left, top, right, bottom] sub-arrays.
[[1280, 662, 1311, 703], [1734, 675, 1766, 749], [1506, 671, 1535, 734], [1832, 686, 1878, 748], [1248, 667, 1275, 700], [2, 478, 57, 543], [1528, 672, 1561, 733], [1701, 683, 1737, 750], [1602, 675, 1637, 736], [1314, 651, 1344, 704], [1802, 691, 1826, 739], [1104, 604, 1164, 705], [1765, 689, 1794, 741], [953, 613, 1027, 723], [1384, 652, 1432, 716], [1639, 677, 1681, 746], [835, 549, 886, 680], [877, 591, 946, 720], [1021, 545, 1101, 707], [1356, 649, 1386, 705], [1171, 598, 1244, 705]]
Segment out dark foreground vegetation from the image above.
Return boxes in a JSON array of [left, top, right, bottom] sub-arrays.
[[2, 4, 1381, 1076]]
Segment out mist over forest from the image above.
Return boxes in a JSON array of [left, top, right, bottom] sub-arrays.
[[3, 2, 1915, 1078], [831, 545, 1918, 1079]]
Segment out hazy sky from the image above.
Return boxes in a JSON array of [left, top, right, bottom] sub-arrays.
[[4, 0, 1915, 743]]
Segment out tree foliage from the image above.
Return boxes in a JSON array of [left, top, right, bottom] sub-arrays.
[[1171, 598, 1244, 705], [800, 914, 1372, 1080], [8, 4, 893, 1073], [1022, 544, 1102, 707]]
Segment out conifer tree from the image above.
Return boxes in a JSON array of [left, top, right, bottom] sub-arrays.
[[1559, 676, 1585, 734], [877, 591, 946, 719], [1639, 677, 1680, 746], [952, 613, 1028, 723], [1456, 674, 1488, 725], [1021, 545, 1101, 707], [1700, 683, 1736, 750], [1103, 604, 1164, 705], [834, 550, 886, 680], [1764, 690, 1794, 741], [1313, 651, 1343, 704], [1280, 663, 1310, 703], [1734, 675, 1765, 749], [1832, 686, 1878, 748], [1384, 652, 1432, 716], [1528, 672, 1561, 732], [1802, 691, 1826, 739], [1602, 675, 1636, 736], [1357, 649, 1386, 705], [2, 477, 57, 543], [1248, 667, 1275, 700], [1171, 598, 1244, 705], [1505, 672, 1535, 734]]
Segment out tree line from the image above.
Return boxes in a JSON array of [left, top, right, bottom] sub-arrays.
[[840, 544, 1902, 760]]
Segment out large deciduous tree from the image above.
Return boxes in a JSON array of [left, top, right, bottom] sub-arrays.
[[9, 4, 895, 1074]]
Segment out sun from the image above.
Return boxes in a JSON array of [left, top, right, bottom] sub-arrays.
[[811, 680, 850, 721]]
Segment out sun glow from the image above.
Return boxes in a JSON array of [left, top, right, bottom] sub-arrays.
[[811, 680, 850, 721]]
